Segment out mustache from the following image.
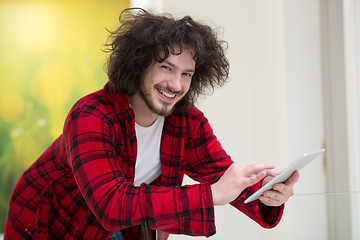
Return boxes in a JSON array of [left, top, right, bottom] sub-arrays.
[[156, 85, 182, 94]]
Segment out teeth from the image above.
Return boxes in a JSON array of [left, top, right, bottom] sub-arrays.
[[158, 89, 175, 98]]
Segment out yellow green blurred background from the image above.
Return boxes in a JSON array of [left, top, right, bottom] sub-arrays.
[[0, 0, 129, 232]]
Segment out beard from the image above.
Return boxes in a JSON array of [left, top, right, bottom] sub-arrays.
[[138, 85, 177, 117]]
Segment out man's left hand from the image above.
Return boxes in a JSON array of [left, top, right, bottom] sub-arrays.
[[259, 171, 300, 207]]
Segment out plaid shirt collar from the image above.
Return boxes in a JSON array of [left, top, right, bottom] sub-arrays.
[[104, 82, 134, 119]]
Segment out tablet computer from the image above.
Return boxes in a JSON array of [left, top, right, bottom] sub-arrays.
[[244, 148, 325, 204]]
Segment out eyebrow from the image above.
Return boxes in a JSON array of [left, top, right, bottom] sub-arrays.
[[164, 60, 195, 73]]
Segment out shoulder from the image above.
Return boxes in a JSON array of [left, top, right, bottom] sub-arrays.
[[167, 106, 212, 137], [65, 88, 124, 128], [172, 106, 207, 122], [70, 90, 111, 117], [186, 106, 210, 128]]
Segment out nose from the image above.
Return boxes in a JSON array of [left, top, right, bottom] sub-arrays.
[[168, 73, 182, 93]]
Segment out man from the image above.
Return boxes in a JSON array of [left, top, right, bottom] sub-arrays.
[[4, 8, 299, 240]]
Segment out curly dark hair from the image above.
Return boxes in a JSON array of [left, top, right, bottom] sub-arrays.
[[104, 8, 230, 110]]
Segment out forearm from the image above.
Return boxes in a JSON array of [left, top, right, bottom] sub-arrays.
[[82, 178, 216, 236]]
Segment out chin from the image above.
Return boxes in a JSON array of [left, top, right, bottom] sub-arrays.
[[152, 103, 176, 116], [154, 107, 173, 117]]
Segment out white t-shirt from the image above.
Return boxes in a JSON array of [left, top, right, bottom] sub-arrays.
[[133, 116, 164, 186]]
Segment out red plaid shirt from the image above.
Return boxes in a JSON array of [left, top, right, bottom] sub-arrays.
[[5, 83, 283, 240]]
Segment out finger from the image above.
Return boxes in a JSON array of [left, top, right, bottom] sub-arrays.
[[262, 169, 282, 184], [263, 189, 287, 201], [259, 195, 283, 207], [246, 171, 268, 186], [262, 176, 271, 185], [271, 183, 295, 202], [243, 169, 275, 190], [244, 163, 275, 176], [262, 188, 291, 205], [284, 171, 300, 186], [266, 170, 279, 177], [272, 183, 285, 192]]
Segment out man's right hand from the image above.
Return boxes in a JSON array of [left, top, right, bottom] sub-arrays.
[[211, 163, 275, 205]]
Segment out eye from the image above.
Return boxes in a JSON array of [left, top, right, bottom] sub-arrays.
[[161, 65, 170, 70], [183, 72, 192, 78]]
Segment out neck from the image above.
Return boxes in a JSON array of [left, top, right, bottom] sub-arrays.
[[127, 94, 158, 127]]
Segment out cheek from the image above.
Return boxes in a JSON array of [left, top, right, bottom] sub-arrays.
[[183, 80, 192, 94]]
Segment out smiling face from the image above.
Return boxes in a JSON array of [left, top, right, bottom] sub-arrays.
[[138, 47, 196, 117]]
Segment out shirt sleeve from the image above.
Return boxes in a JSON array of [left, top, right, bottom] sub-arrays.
[[184, 110, 283, 228], [63, 108, 216, 237], [230, 181, 284, 228]]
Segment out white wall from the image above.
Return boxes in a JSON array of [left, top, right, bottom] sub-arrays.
[[283, 1, 327, 239], [129, 0, 329, 239], [323, 0, 360, 239]]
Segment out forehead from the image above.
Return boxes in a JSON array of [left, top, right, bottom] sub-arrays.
[[158, 47, 196, 70]]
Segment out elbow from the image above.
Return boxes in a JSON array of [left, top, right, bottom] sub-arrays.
[[98, 218, 120, 232], [93, 192, 141, 231]]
